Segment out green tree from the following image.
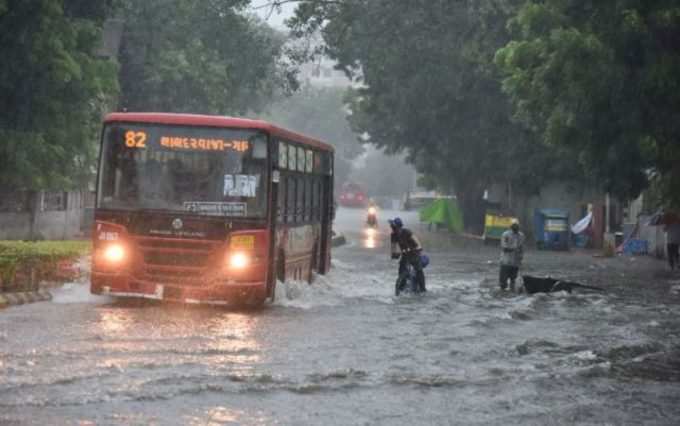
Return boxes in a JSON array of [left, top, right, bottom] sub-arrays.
[[288, 0, 575, 230], [0, 0, 119, 190], [496, 0, 680, 207], [117, 0, 297, 115]]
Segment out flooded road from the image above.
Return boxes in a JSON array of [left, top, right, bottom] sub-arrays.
[[2, 208, 680, 425]]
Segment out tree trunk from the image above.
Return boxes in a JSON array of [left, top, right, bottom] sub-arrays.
[[457, 186, 486, 235], [28, 190, 40, 241]]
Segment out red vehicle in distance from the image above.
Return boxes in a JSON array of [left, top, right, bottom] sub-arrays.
[[338, 182, 368, 208], [91, 113, 334, 306]]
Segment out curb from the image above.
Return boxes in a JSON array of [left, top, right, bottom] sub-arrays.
[[0, 290, 52, 309], [332, 232, 347, 247]]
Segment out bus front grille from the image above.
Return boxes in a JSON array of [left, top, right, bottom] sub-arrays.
[[143, 252, 209, 267], [133, 237, 222, 286]]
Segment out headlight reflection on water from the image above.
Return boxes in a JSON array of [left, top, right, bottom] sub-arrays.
[[206, 313, 262, 364], [93, 309, 262, 369], [98, 309, 133, 334], [364, 227, 378, 249]]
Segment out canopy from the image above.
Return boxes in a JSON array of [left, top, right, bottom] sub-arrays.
[[571, 212, 592, 234], [537, 208, 569, 219], [419, 199, 464, 233]]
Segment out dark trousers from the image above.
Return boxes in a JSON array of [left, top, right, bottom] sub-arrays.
[[398, 253, 426, 291], [668, 243, 679, 270], [499, 264, 519, 290]]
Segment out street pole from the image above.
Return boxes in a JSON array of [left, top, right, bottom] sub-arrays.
[[604, 192, 614, 256], [605, 192, 610, 234]]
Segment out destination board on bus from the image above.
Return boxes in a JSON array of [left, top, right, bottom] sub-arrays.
[[117, 127, 251, 153]]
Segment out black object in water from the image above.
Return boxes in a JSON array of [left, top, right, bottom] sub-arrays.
[[522, 275, 605, 294]]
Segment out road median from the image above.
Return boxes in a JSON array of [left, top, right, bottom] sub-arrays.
[[1, 241, 89, 309], [0, 290, 53, 309]]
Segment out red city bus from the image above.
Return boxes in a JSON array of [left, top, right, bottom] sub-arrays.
[[91, 113, 334, 306], [338, 182, 368, 208]]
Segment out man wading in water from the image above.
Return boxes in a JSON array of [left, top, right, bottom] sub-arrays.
[[499, 221, 525, 291]]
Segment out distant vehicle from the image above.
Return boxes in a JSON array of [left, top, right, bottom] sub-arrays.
[[338, 182, 368, 208], [366, 206, 378, 227], [91, 112, 334, 306], [483, 210, 517, 245]]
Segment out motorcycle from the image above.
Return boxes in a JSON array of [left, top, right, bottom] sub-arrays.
[[395, 253, 430, 296], [366, 206, 378, 228]]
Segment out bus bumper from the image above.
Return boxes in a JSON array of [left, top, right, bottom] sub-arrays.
[[91, 273, 268, 305]]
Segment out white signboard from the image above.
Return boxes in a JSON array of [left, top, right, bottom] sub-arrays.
[[183, 201, 247, 217]]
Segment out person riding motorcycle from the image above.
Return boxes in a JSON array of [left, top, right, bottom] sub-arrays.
[[366, 201, 378, 227], [389, 217, 426, 292]]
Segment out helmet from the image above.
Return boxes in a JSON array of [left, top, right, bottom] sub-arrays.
[[388, 217, 403, 228], [511, 220, 520, 231], [420, 254, 430, 268]]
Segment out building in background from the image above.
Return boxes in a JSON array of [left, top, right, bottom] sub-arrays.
[[298, 57, 353, 89]]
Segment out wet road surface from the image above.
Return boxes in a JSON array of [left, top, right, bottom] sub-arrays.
[[2, 208, 680, 425]]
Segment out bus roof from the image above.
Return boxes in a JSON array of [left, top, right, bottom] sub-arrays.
[[104, 112, 335, 152]]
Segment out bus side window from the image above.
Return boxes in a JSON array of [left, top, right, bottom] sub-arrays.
[[287, 176, 296, 223], [304, 178, 312, 222], [296, 176, 304, 223], [277, 175, 285, 224]]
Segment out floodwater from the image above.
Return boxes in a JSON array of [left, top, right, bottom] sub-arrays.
[[1, 208, 680, 425]]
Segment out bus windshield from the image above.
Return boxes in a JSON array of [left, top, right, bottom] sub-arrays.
[[97, 123, 268, 218]]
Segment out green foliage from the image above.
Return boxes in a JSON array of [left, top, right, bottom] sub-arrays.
[[496, 0, 680, 204], [118, 0, 297, 114], [0, 240, 90, 286], [0, 240, 90, 259], [0, 0, 120, 190], [0, 1, 301, 193], [289, 0, 578, 230]]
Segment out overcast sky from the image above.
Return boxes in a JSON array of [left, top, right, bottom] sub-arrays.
[[249, 0, 296, 29]]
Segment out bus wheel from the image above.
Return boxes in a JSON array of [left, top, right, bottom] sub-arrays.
[[267, 279, 276, 303]]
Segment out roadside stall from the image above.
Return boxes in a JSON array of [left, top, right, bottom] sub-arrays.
[[419, 199, 464, 233], [534, 208, 570, 250], [483, 210, 517, 245]]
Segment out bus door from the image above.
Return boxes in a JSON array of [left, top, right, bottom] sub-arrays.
[[267, 143, 281, 297], [318, 174, 333, 274]]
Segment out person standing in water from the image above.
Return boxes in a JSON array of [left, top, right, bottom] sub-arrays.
[[499, 221, 525, 291]]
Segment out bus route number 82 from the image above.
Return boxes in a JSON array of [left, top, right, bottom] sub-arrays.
[[125, 130, 147, 148]]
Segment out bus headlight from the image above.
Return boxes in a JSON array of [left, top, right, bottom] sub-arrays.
[[103, 244, 126, 263], [229, 252, 250, 269]]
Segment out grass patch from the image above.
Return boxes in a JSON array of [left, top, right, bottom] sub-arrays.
[[0, 241, 91, 290]]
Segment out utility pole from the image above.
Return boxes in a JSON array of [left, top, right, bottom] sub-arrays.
[[605, 192, 610, 234], [603, 192, 614, 255]]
